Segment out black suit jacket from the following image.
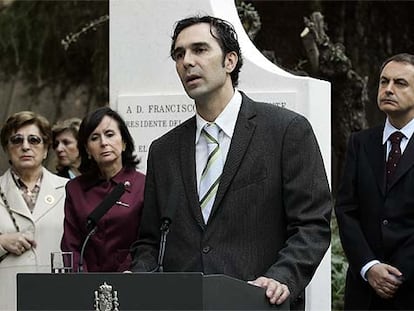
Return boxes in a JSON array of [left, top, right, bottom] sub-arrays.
[[335, 126, 414, 310], [131, 93, 332, 309]]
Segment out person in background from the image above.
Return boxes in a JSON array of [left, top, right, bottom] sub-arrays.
[[52, 117, 82, 179], [61, 107, 145, 272], [335, 53, 414, 310], [130, 15, 331, 310], [0, 111, 68, 310]]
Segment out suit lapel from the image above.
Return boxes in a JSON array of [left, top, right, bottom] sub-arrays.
[[179, 117, 205, 227], [388, 133, 414, 190], [1, 170, 33, 222], [31, 169, 65, 222], [209, 95, 256, 221], [365, 127, 387, 196]]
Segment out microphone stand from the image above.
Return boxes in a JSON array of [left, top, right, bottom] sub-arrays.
[[78, 226, 97, 272], [79, 182, 127, 272], [156, 218, 171, 272]]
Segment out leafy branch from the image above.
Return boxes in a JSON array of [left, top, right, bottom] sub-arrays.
[[61, 14, 109, 51]]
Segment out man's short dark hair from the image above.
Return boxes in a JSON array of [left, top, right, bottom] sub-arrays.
[[170, 15, 243, 88], [380, 53, 414, 72]]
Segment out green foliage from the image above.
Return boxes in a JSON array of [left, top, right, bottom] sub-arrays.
[[331, 212, 348, 310], [235, 0, 261, 40], [0, 0, 109, 101]]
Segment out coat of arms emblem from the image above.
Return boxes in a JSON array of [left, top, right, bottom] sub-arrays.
[[94, 282, 120, 311]]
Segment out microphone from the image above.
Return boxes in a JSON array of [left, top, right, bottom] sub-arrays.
[[78, 227, 96, 272], [156, 189, 179, 272], [86, 182, 126, 230], [156, 218, 171, 273], [78, 182, 127, 272]]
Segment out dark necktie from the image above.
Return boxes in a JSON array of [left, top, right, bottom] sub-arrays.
[[386, 131, 404, 183]]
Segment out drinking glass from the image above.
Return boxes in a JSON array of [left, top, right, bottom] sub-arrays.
[[50, 251, 73, 273]]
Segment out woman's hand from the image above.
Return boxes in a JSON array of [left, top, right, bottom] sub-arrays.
[[0, 232, 36, 256]]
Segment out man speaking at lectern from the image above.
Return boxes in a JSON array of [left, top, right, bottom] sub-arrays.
[[131, 15, 331, 310]]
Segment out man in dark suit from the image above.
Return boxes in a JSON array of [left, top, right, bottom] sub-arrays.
[[335, 53, 414, 310], [131, 15, 331, 309]]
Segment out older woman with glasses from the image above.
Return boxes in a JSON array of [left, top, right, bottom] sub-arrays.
[[0, 111, 68, 310]]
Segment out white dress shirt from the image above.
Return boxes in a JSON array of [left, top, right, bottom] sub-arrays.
[[195, 90, 242, 193]]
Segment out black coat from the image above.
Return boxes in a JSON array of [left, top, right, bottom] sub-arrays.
[[335, 125, 414, 310]]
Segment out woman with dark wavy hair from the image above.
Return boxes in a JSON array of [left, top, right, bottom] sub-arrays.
[[61, 107, 145, 272]]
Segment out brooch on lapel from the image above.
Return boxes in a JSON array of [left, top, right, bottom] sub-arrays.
[[115, 201, 129, 208], [45, 195, 55, 205], [115, 180, 130, 207]]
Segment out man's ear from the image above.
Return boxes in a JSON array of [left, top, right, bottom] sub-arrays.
[[224, 51, 238, 73]]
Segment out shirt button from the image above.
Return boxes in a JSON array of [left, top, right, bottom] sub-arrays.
[[383, 219, 389, 225], [202, 246, 211, 254]]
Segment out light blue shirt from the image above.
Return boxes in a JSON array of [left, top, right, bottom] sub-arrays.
[[195, 90, 242, 193], [382, 117, 414, 160]]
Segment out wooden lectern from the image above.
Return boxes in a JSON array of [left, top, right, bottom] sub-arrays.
[[17, 272, 289, 310]]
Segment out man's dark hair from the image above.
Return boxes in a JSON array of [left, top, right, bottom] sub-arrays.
[[77, 106, 139, 174], [170, 15, 243, 87], [380, 53, 414, 72]]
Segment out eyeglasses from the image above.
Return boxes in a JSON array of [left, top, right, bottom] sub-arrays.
[[9, 134, 43, 146]]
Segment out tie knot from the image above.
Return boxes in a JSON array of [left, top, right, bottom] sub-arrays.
[[389, 131, 404, 144], [202, 123, 220, 144]]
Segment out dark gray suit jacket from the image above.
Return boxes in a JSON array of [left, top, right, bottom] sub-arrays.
[[131, 93, 332, 309], [335, 126, 414, 310]]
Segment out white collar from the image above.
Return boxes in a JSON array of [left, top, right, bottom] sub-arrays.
[[382, 117, 414, 144], [195, 90, 242, 143]]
